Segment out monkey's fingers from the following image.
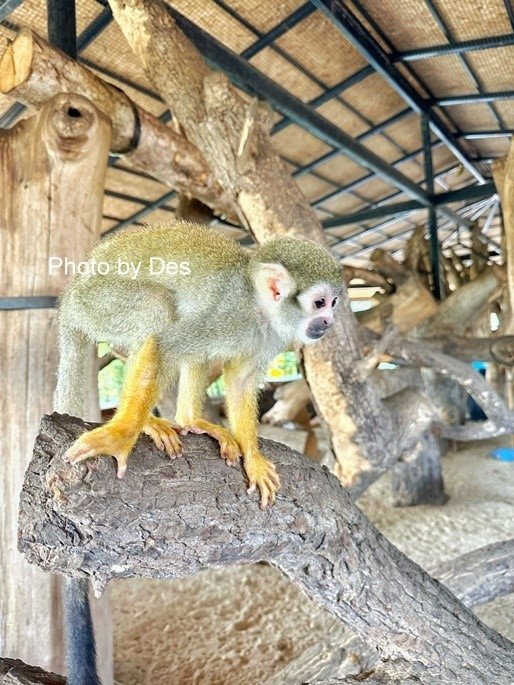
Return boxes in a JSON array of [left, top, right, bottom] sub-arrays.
[[143, 417, 182, 459], [244, 454, 281, 510]]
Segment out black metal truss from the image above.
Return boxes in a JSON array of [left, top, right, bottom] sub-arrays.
[[0, 0, 511, 260]]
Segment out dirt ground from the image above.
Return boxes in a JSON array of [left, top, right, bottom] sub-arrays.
[[111, 438, 514, 684]]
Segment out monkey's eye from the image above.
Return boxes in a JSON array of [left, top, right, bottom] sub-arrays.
[[314, 298, 325, 309], [332, 297, 338, 307]]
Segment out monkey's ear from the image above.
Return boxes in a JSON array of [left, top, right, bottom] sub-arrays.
[[252, 262, 296, 303]]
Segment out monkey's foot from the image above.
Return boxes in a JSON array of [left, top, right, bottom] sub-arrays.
[[143, 416, 182, 459], [64, 423, 138, 479], [180, 419, 241, 466], [243, 452, 281, 510]]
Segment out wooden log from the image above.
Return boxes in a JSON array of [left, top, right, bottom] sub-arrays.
[[343, 264, 394, 293], [0, 28, 230, 215], [415, 265, 506, 337], [429, 539, 514, 609], [19, 414, 514, 685], [357, 274, 439, 334], [492, 144, 514, 334], [388, 340, 514, 440], [0, 658, 65, 685], [370, 248, 411, 284], [0, 94, 112, 680], [391, 433, 448, 507], [106, 0, 400, 493], [413, 334, 514, 366]]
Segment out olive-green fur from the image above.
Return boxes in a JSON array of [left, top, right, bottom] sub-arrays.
[[251, 236, 342, 294]]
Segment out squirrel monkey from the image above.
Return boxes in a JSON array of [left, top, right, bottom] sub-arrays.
[[55, 221, 341, 508]]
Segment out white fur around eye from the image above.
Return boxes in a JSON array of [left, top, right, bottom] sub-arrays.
[[298, 282, 335, 313]]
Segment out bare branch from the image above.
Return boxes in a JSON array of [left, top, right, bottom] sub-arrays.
[[19, 414, 514, 685], [430, 539, 514, 608], [388, 340, 514, 439]]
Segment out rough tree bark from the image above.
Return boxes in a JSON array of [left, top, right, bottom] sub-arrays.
[[18, 414, 514, 685], [492, 140, 514, 333], [0, 28, 231, 215], [428, 539, 514, 608], [0, 94, 112, 681], [391, 432, 447, 506], [0, 659, 65, 685]]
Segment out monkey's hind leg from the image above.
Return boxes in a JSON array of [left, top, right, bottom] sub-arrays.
[[224, 359, 280, 509], [175, 362, 241, 465], [65, 336, 180, 477]]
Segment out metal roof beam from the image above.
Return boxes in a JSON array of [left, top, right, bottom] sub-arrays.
[[310, 0, 485, 184], [459, 130, 514, 140], [47, 0, 77, 58], [322, 180, 496, 230], [0, 0, 24, 22], [392, 33, 514, 62], [436, 91, 514, 106], [168, 6, 432, 206]]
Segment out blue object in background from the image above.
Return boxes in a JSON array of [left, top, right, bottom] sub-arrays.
[[468, 361, 487, 421], [490, 448, 514, 462]]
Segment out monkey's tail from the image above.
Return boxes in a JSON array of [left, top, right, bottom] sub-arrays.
[[64, 578, 101, 685], [55, 318, 102, 684], [54, 324, 94, 418]]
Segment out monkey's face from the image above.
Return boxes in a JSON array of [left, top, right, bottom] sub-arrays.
[[252, 262, 340, 346], [295, 282, 340, 344]]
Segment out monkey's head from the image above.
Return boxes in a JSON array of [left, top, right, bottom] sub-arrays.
[[249, 236, 342, 346]]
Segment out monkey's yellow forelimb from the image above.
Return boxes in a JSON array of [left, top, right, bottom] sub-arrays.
[[224, 359, 281, 509], [64, 336, 181, 477]]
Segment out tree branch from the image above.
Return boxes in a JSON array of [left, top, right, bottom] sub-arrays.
[[19, 414, 514, 685], [0, 28, 231, 215], [0, 659, 65, 684], [429, 539, 514, 608], [388, 340, 514, 439]]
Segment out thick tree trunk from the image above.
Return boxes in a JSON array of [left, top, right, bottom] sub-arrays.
[[391, 433, 447, 506], [19, 414, 514, 685], [106, 0, 399, 491], [492, 141, 514, 333], [0, 28, 230, 215], [0, 94, 112, 681]]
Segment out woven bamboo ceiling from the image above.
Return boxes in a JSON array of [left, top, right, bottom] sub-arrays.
[[1, 0, 513, 267]]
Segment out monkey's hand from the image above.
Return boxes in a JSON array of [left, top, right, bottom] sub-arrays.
[[64, 423, 138, 478], [143, 416, 182, 459], [243, 452, 280, 510], [180, 419, 241, 466]]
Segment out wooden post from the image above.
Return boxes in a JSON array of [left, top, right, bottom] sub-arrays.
[[0, 93, 112, 680], [0, 28, 229, 215]]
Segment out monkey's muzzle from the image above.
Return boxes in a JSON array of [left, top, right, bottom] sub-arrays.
[[306, 316, 333, 340]]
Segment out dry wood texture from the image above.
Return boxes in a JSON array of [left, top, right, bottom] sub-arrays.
[[0, 658, 65, 685], [0, 28, 230, 215], [429, 539, 514, 609], [0, 94, 111, 681], [18, 414, 514, 685]]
